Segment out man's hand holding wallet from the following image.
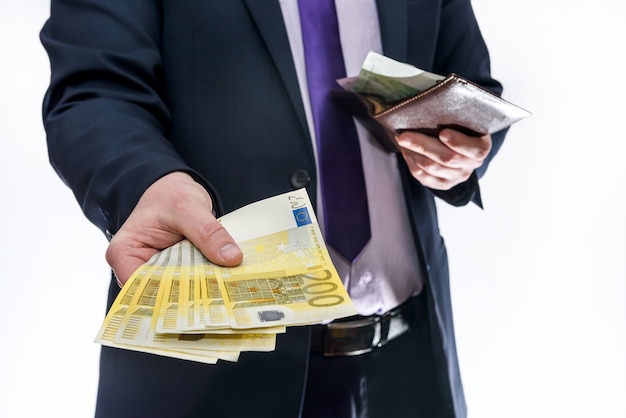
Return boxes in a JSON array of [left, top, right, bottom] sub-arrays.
[[334, 52, 530, 192], [396, 128, 492, 192]]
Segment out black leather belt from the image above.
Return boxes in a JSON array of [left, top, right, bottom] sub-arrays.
[[310, 295, 423, 356]]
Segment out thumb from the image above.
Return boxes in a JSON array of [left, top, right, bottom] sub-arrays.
[[172, 210, 244, 268], [190, 219, 244, 267], [106, 216, 243, 287]]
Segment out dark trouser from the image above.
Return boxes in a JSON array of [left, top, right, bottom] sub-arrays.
[[302, 294, 455, 418]]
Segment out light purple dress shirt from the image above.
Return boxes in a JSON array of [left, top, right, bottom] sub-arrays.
[[280, 0, 424, 315]]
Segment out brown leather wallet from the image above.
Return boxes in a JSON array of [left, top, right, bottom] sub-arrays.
[[333, 74, 531, 153]]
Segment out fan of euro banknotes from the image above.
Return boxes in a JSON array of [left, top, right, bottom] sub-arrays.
[[94, 188, 357, 364]]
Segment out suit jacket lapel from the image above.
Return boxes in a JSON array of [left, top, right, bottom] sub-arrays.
[[243, 0, 408, 151], [243, 0, 310, 143], [376, 0, 407, 62]]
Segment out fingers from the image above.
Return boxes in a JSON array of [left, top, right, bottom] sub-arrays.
[[399, 148, 465, 190], [105, 172, 243, 286], [439, 129, 491, 161], [106, 234, 161, 287], [396, 129, 491, 190]]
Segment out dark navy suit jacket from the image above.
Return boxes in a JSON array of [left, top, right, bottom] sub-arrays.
[[41, 1, 506, 417]]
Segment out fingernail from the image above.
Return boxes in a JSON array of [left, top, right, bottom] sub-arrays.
[[219, 243, 242, 261]]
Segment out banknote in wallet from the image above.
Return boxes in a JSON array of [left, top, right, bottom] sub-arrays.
[[333, 51, 531, 153]]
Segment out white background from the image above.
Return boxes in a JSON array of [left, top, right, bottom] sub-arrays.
[[1, 1, 624, 417]]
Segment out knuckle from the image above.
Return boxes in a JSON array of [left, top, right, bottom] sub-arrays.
[[399, 137, 426, 154], [169, 193, 209, 223], [411, 168, 424, 178], [413, 143, 427, 154], [105, 237, 122, 267], [422, 160, 440, 173], [438, 152, 459, 166], [476, 146, 490, 160], [170, 190, 195, 213]]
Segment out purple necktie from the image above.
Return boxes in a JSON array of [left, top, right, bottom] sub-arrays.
[[298, 0, 370, 261]]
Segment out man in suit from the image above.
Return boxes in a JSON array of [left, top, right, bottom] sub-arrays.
[[41, 1, 507, 417]]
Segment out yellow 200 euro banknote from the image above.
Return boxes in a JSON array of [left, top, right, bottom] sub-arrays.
[[95, 188, 356, 363]]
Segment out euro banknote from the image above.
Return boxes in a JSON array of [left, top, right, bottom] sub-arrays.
[[95, 188, 356, 363]]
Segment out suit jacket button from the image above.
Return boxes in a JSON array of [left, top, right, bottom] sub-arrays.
[[290, 169, 311, 188]]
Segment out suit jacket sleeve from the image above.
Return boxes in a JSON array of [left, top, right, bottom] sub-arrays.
[[40, 0, 216, 237]]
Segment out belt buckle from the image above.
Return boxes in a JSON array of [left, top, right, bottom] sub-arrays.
[[323, 316, 382, 357]]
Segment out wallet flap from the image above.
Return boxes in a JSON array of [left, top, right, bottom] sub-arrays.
[[374, 74, 531, 136], [334, 74, 531, 153]]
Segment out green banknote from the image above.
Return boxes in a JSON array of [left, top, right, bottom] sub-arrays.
[[351, 51, 444, 103]]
